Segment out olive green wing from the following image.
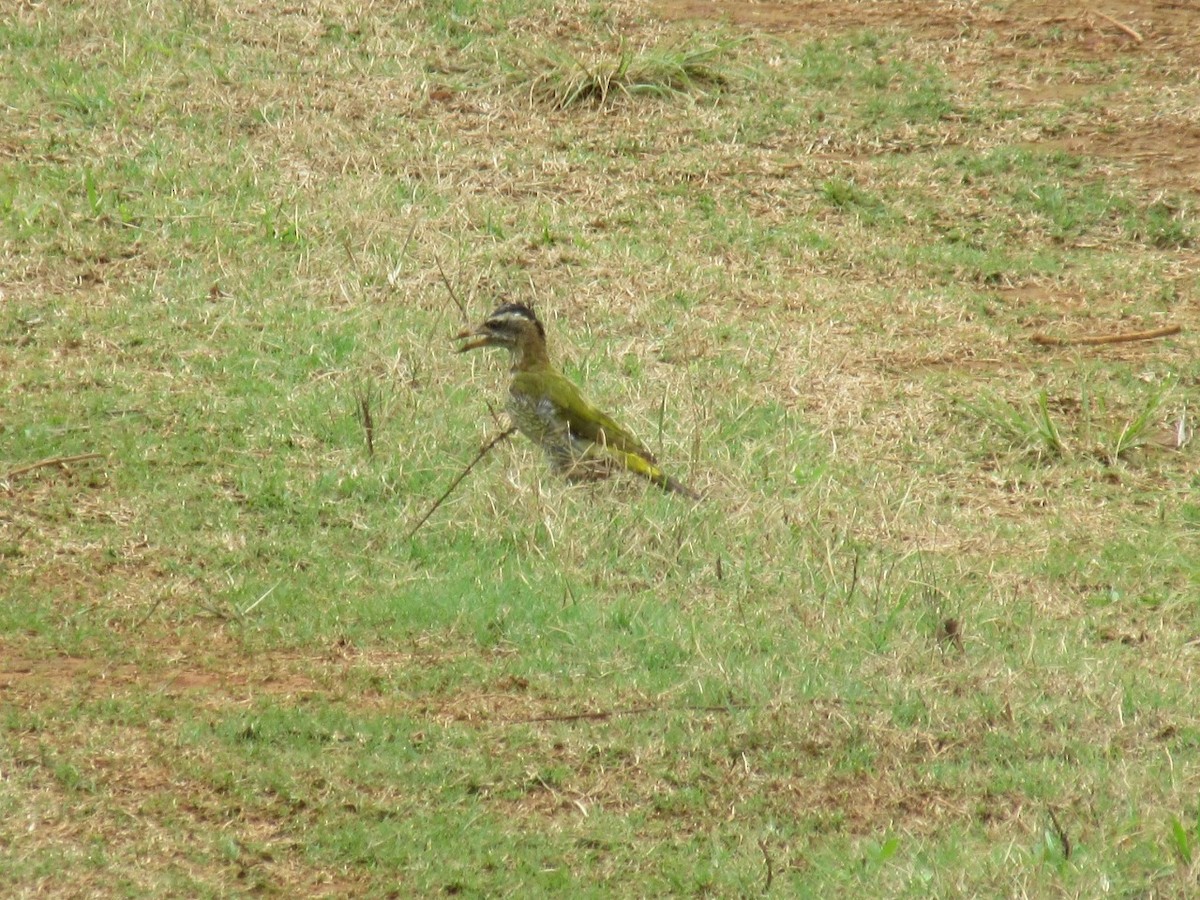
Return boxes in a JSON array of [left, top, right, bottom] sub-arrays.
[[510, 370, 700, 499], [513, 370, 658, 462]]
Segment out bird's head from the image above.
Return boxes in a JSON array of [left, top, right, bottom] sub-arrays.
[[455, 303, 547, 363]]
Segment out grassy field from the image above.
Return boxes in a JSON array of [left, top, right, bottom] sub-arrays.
[[3, 0, 1198, 895]]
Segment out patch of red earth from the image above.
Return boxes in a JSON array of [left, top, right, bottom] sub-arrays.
[[1025, 125, 1200, 191], [0, 632, 522, 716]]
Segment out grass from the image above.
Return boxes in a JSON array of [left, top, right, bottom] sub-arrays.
[[517, 37, 738, 109], [961, 374, 1180, 464], [3, 0, 1199, 895]]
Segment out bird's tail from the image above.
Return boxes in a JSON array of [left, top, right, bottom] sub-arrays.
[[661, 474, 702, 501], [616, 450, 701, 501]]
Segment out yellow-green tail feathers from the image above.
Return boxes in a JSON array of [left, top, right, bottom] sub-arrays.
[[614, 449, 701, 500]]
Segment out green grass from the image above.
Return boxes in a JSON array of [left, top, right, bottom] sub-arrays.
[[3, 0, 1199, 895]]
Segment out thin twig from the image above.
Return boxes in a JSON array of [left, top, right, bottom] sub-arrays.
[[5, 453, 104, 480], [1048, 807, 1072, 860], [404, 427, 517, 541], [361, 395, 374, 457], [436, 254, 467, 320], [339, 233, 359, 268], [1031, 324, 1181, 347], [758, 838, 775, 893], [355, 386, 376, 458], [133, 595, 166, 631], [484, 399, 507, 431], [1090, 9, 1143, 43]]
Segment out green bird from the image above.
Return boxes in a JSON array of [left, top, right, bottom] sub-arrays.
[[455, 303, 699, 499]]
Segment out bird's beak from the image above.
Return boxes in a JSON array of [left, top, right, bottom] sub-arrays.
[[454, 325, 491, 353]]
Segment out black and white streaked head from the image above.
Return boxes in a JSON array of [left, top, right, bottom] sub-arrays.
[[454, 303, 549, 366]]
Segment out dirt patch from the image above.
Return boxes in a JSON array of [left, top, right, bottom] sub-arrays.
[[1025, 124, 1200, 191], [0, 631, 491, 710]]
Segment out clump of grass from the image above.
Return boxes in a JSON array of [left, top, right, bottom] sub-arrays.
[[959, 379, 1178, 463], [820, 178, 889, 223], [1125, 199, 1196, 249], [517, 38, 739, 109], [1106, 378, 1176, 463], [960, 389, 1066, 460]]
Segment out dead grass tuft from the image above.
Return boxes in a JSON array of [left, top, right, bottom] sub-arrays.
[[515, 38, 739, 109]]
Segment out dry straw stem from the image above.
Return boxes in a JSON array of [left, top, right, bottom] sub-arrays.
[[5, 453, 104, 480], [1088, 9, 1144, 43]]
